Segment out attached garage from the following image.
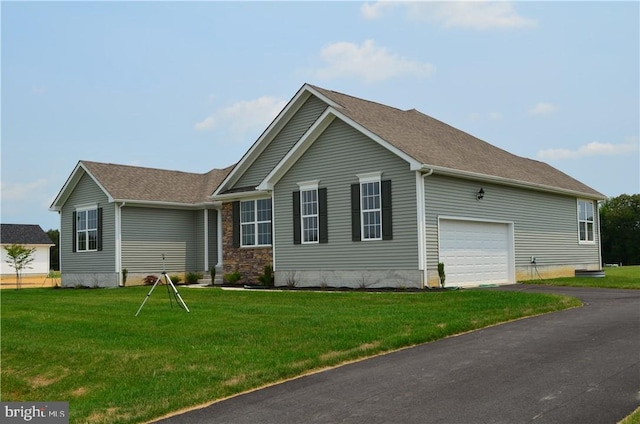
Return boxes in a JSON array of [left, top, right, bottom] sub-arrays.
[[438, 218, 514, 287]]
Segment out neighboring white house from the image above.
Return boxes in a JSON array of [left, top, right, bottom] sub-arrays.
[[1, 224, 54, 276]]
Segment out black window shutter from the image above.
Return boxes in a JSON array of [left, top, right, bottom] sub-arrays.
[[318, 188, 328, 244], [382, 180, 393, 240], [293, 191, 301, 245], [232, 201, 240, 248], [97, 207, 103, 251], [72, 211, 77, 252], [351, 184, 361, 241]]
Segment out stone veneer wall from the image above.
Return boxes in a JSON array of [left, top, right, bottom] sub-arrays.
[[221, 202, 273, 285]]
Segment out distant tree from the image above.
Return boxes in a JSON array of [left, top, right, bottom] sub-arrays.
[[47, 229, 60, 271], [600, 194, 640, 265], [3, 244, 36, 289]]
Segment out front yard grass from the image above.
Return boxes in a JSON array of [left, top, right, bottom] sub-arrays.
[[1, 287, 579, 423], [523, 265, 640, 289]]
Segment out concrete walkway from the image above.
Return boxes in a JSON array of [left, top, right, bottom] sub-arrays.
[[155, 285, 640, 424]]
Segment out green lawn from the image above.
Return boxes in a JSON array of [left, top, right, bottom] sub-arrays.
[[620, 407, 640, 424], [1, 286, 579, 423], [523, 265, 640, 289]]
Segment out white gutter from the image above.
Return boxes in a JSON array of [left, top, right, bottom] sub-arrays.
[[107, 199, 221, 209], [424, 165, 606, 201], [211, 190, 271, 202]]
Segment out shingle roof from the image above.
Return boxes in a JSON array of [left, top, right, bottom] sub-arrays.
[[309, 85, 604, 198], [81, 161, 234, 204], [1, 224, 53, 245]]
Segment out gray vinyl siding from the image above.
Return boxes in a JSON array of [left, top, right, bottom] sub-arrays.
[[234, 96, 327, 189], [274, 118, 419, 270], [424, 175, 601, 272], [194, 210, 205, 271], [121, 207, 200, 273], [60, 171, 116, 273]]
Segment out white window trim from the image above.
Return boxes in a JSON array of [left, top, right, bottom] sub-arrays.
[[297, 180, 320, 191], [357, 172, 382, 183], [358, 173, 382, 241], [76, 205, 98, 252], [577, 199, 595, 244], [240, 198, 272, 247], [75, 202, 98, 210]]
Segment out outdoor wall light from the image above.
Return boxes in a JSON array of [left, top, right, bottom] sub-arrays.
[[476, 188, 485, 200]]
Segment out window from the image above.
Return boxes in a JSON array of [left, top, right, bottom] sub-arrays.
[[74, 206, 101, 252], [351, 173, 392, 242], [240, 198, 272, 246], [301, 188, 319, 243], [361, 181, 382, 240], [578, 199, 595, 243], [293, 182, 328, 245]]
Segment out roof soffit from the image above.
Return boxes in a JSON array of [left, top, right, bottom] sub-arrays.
[[427, 165, 607, 200]]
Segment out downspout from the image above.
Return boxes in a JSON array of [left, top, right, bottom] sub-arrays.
[[596, 200, 603, 270], [217, 206, 223, 269], [116, 202, 125, 286], [418, 167, 434, 289], [269, 189, 276, 274], [58, 211, 62, 279]]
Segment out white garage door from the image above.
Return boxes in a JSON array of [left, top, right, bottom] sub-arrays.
[[439, 219, 511, 287]]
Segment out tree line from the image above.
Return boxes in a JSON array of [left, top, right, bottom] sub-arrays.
[[600, 193, 640, 266]]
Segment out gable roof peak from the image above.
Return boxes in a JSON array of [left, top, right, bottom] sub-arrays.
[[306, 84, 408, 113]]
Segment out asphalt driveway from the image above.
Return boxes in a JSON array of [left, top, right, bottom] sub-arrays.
[[155, 285, 640, 424]]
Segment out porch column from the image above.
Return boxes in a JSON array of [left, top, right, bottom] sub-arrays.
[[204, 209, 209, 272]]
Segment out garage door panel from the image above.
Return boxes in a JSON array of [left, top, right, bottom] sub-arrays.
[[439, 220, 511, 287]]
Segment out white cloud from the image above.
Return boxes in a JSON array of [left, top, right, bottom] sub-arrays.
[[360, 1, 398, 20], [361, 1, 537, 30], [470, 111, 503, 122], [195, 96, 287, 136], [537, 140, 639, 161], [314, 39, 435, 83], [529, 102, 558, 115], [1, 179, 48, 201], [31, 85, 47, 95]]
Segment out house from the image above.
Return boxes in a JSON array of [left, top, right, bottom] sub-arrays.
[[51, 83, 606, 288], [1, 224, 54, 277]]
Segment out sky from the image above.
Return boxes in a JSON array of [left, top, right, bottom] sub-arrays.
[[1, 1, 639, 232]]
